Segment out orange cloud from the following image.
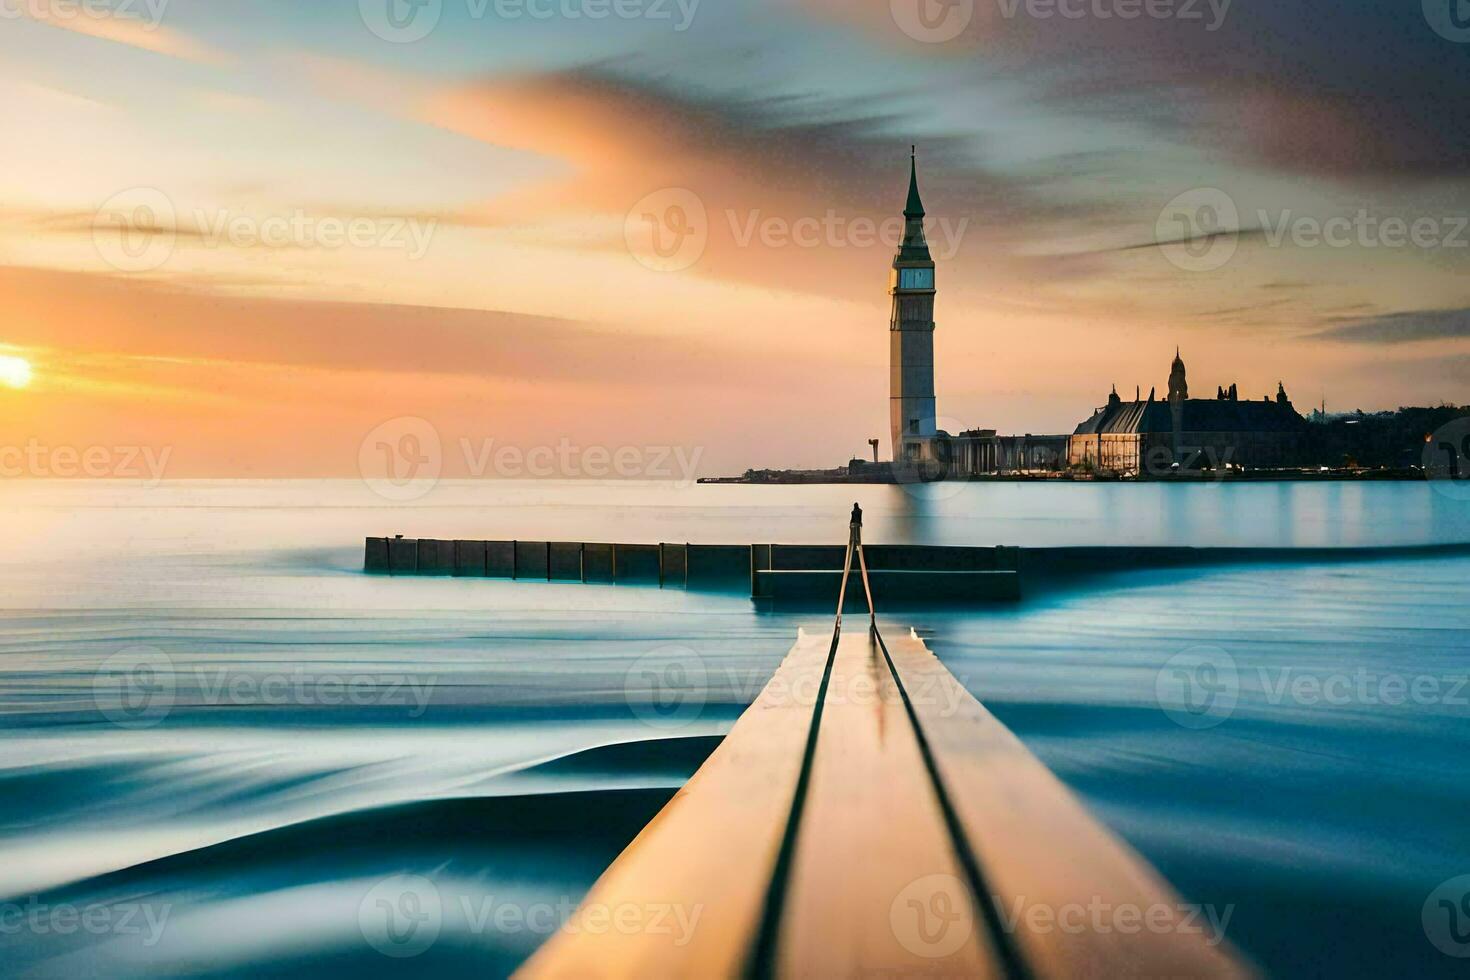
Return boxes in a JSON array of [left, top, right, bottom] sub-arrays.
[[421, 67, 1081, 301], [0, 264, 767, 385], [19, 4, 227, 64], [0, 264, 888, 475]]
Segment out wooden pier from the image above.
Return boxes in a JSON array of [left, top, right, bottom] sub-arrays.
[[516, 624, 1249, 979]]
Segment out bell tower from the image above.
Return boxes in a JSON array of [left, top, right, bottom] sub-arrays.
[[890, 148, 937, 462], [1168, 348, 1188, 461]]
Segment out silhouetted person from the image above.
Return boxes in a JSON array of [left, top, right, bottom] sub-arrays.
[[837, 503, 875, 635]]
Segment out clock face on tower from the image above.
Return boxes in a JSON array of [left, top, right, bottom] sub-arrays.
[[898, 267, 934, 290]]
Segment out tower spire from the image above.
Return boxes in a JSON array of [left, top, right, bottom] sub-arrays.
[[898, 146, 930, 261], [1168, 347, 1188, 401], [904, 145, 925, 218]]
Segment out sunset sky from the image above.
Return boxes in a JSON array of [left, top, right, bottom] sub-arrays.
[[2, 0, 1467, 476]]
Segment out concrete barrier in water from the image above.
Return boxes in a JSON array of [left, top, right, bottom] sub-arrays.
[[661, 543, 687, 585], [583, 543, 615, 583], [750, 543, 1021, 603], [687, 545, 749, 586], [515, 541, 550, 580], [759, 568, 1020, 604], [549, 542, 582, 581], [487, 541, 515, 578], [369, 538, 1465, 601], [387, 536, 417, 574], [454, 540, 487, 577], [365, 537, 390, 573], [365, 537, 1023, 601], [417, 539, 455, 576], [615, 544, 661, 583]]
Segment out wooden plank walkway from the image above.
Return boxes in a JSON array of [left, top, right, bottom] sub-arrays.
[[774, 629, 1003, 978], [517, 625, 1249, 979]]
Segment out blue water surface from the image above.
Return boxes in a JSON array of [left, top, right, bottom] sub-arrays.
[[1, 480, 1467, 977]]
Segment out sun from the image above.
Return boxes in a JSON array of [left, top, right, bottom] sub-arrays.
[[0, 356, 33, 389]]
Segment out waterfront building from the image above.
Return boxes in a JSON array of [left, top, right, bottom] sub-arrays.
[[881, 161, 1303, 480], [1069, 351, 1309, 473]]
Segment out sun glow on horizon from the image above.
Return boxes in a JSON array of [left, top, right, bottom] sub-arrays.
[[0, 356, 34, 389]]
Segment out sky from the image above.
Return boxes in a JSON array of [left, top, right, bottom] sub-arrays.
[[1, 0, 1467, 477]]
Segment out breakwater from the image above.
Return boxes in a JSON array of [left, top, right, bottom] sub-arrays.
[[364, 536, 1470, 603], [363, 538, 1022, 601]]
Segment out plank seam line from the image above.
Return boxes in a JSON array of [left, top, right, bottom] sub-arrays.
[[742, 622, 844, 980], [873, 626, 1036, 980]]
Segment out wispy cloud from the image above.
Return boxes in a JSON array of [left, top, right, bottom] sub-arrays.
[[420, 65, 1090, 299], [806, 0, 1470, 180], [1314, 307, 1470, 345], [18, 4, 228, 64], [1112, 226, 1266, 254], [0, 264, 808, 386]]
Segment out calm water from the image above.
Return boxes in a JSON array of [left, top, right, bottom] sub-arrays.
[[1, 480, 1468, 977]]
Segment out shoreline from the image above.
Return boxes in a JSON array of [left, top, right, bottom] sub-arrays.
[[699, 467, 1432, 485]]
